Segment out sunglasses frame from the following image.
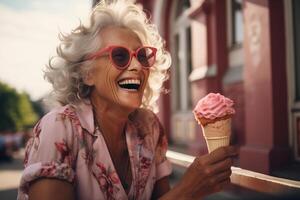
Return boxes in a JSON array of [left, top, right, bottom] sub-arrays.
[[85, 45, 157, 70]]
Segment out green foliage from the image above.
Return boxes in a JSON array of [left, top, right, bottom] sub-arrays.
[[0, 81, 39, 132], [18, 93, 38, 129], [30, 99, 45, 119]]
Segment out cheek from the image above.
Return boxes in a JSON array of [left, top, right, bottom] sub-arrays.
[[142, 70, 150, 90], [104, 66, 120, 101]]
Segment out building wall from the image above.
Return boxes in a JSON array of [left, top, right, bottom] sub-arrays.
[[139, 0, 298, 175]]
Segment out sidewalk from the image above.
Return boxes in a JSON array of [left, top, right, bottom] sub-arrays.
[[0, 150, 24, 200], [170, 162, 300, 200]]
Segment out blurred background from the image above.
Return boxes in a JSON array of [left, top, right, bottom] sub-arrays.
[[0, 0, 90, 199], [1, 0, 300, 199]]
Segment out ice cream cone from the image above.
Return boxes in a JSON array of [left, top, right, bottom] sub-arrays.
[[205, 136, 230, 153], [201, 118, 231, 152], [193, 93, 235, 153]]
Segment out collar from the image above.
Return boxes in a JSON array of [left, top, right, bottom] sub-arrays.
[[74, 99, 95, 134]]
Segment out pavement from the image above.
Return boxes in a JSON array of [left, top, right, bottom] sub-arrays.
[[1, 150, 299, 200], [0, 150, 24, 200], [170, 165, 300, 200]]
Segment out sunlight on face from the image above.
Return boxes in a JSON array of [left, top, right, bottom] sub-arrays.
[[85, 26, 150, 111]]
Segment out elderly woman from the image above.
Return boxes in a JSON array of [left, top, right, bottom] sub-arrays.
[[18, 0, 237, 200]]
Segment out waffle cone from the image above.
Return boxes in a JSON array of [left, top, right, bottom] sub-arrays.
[[205, 136, 230, 153], [201, 118, 231, 152]]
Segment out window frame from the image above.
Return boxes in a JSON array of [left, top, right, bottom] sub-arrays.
[[170, 1, 193, 113], [285, 0, 300, 161], [227, 0, 244, 70]]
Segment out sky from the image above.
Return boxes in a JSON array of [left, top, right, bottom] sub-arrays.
[[0, 0, 91, 100]]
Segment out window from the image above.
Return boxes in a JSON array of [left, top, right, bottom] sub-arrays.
[[231, 0, 244, 47], [293, 0, 300, 101], [227, 0, 244, 77], [170, 0, 195, 145], [172, 0, 192, 112], [175, 0, 190, 18], [174, 35, 181, 109]]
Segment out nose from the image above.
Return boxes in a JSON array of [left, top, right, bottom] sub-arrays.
[[127, 56, 142, 71]]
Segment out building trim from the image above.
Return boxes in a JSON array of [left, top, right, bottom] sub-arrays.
[[292, 112, 300, 160], [188, 0, 210, 18], [285, 0, 297, 150], [188, 64, 217, 82], [166, 150, 300, 190], [153, 0, 165, 34]]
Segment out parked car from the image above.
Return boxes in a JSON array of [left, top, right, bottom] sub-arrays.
[[0, 132, 23, 161]]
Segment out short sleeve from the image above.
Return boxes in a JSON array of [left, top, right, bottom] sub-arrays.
[[154, 115, 172, 181], [18, 109, 78, 199]]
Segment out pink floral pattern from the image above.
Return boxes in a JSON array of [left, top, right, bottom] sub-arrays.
[[39, 161, 75, 181], [24, 120, 42, 166], [135, 156, 152, 197], [23, 138, 33, 167], [60, 107, 83, 139], [55, 140, 73, 166], [33, 120, 42, 149], [19, 161, 75, 198], [92, 162, 120, 200], [18, 103, 172, 200]]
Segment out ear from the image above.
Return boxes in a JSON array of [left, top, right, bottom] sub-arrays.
[[83, 71, 94, 86]]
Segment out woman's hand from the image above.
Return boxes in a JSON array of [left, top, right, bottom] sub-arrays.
[[175, 146, 238, 199]]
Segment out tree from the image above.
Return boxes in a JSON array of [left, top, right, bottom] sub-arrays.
[[0, 81, 38, 132], [18, 93, 39, 130]]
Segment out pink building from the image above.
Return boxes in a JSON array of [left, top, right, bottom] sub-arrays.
[[137, 0, 300, 178]]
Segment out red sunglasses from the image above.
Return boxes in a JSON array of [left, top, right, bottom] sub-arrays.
[[85, 45, 157, 70]]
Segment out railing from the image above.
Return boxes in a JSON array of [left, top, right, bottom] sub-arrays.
[[166, 150, 300, 195]]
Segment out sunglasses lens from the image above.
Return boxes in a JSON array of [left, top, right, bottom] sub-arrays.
[[137, 47, 156, 68], [111, 47, 130, 68]]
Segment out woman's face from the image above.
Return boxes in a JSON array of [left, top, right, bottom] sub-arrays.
[[85, 26, 150, 111]]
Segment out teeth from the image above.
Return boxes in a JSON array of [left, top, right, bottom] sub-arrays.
[[118, 79, 141, 85]]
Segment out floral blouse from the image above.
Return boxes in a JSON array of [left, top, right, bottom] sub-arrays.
[[18, 101, 172, 200]]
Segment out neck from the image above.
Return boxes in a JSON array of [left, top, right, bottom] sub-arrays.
[[90, 93, 134, 143], [90, 93, 133, 191]]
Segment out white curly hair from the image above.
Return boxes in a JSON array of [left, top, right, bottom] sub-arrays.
[[44, 0, 171, 113]]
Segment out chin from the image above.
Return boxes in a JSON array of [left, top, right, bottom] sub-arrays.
[[125, 102, 142, 110], [116, 92, 143, 110], [118, 99, 142, 111]]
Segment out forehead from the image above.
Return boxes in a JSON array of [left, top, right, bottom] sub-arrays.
[[99, 26, 143, 49]]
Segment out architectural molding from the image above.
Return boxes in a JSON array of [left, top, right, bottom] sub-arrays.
[[188, 0, 211, 18], [188, 64, 217, 82]]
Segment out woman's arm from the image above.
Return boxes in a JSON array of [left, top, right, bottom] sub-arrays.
[[29, 178, 74, 200], [18, 110, 78, 199]]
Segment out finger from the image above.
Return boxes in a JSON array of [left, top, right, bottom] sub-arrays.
[[209, 157, 233, 174], [201, 176, 231, 195], [219, 177, 231, 189], [215, 170, 232, 183], [204, 146, 238, 165], [213, 177, 231, 193], [207, 170, 232, 187], [198, 158, 232, 179], [211, 146, 238, 158]]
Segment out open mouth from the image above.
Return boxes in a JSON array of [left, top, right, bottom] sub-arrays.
[[117, 79, 141, 91]]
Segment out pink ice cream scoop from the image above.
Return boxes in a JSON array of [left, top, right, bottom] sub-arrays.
[[193, 93, 235, 126]]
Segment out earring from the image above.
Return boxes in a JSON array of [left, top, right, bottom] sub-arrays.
[[77, 83, 91, 100], [76, 91, 82, 100]]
